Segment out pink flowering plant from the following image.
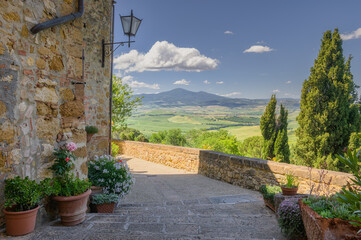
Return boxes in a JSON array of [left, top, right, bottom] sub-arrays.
[[50, 142, 77, 176]]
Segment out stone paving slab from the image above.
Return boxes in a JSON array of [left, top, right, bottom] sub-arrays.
[[0, 157, 285, 239]]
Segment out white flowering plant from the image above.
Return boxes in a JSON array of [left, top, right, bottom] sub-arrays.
[[88, 155, 134, 198]]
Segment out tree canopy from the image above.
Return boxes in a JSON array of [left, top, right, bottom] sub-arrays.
[[295, 29, 361, 169]]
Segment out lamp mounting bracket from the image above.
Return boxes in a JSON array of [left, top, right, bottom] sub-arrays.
[[101, 39, 135, 67]]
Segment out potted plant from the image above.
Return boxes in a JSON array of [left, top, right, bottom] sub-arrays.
[[49, 142, 92, 226], [3, 177, 51, 236], [259, 184, 282, 212], [88, 155, 134, 198], [299, 149, 361, 239], [85, 126, 98, 142], [281, 173, 299, 196], [91, 193, 119, 213], [278, 198, 306, 240]]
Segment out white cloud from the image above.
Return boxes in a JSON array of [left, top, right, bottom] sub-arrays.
[[243, 45, 274, 53], [216, 81, 224, 84], [221, 92, 242, 97], [173, 79, 190, 85], [284, 93, 297, 98], [114, 41, 219, 73], [341, 28, 361, 40], [203, 80, 211, 84], [286, 81, 292, 84], [273, 89, 280, 93], [121, 75, 160, 89], [224, 30, 233, 35]]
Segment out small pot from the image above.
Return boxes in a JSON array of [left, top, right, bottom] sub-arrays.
[[281, 186, 298, 196], [263, 199, 275, 212], [4, 205, 40, 236], [95, 203, 116, 213], [91, 186, 103, 195], [53, 189, 91, 226], [87, 133, 95, 142]]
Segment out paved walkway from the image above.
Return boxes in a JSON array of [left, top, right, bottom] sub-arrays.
[[2, 157, 284, 240]]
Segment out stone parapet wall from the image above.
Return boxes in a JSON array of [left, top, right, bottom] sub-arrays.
[[115, 140, 352, 194], [112, 140, 200, 172]]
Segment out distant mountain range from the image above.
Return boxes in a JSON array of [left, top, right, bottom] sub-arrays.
[[135, 88, 300, 109]]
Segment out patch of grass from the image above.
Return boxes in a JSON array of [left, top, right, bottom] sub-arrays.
[[168, 116, 201, 125]]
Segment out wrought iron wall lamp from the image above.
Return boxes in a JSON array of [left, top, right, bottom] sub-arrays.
[[101, 10, 142, 67]]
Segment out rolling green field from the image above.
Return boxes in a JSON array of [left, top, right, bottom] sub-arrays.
[[126, 105, 299, 144]]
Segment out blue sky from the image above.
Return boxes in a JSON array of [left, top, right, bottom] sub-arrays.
[[113, 0, 361, 99]]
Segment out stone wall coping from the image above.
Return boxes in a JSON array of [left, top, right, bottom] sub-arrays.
[[113, 139, 201, 154]]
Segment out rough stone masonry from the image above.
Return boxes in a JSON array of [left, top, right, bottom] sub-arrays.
[[0, 0, 112, 225]]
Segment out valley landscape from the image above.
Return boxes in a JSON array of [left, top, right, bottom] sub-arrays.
[[126, 88, 300, 145]]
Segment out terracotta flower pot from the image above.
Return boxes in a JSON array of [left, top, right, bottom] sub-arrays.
[[299, 199, 361, 240], [4, 205, 40, 236], [87, 133, 95, 143], [263, 199, 275, 212], [95, 203, 115, 213], [53, 189, 91, 226], [281, 186, 298, 196]]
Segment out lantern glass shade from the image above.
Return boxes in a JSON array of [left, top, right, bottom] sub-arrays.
[[120, 11, 142, 36]]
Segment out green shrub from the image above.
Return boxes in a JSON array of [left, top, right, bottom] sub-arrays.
[[111, 142, 120, 157], [51, 174, 91, 197], [116, 127, 148, 142], [259, 185, 282, 204], [5, 176, 52, 212], [91, 193, 119, 204], [85, 126, 99, 134], [303, 195, 356, 221], [336, 149, 361, 229]]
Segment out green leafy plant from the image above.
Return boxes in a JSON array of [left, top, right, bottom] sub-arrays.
[[88, 155, 134, 198], [85, 126, 99, 134], [303, 195, 357, 221], [278, 198, 306, 238], [259, 185, 282, 204], [50, 174, 91, 197], [111, 142, 119, 157], [91, 193, 119, 205], [4, 176, 52, 212], [336, 149, 361, 230], [283, 173, 298, 188]]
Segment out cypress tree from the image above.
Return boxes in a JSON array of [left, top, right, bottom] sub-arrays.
[[260, 95, 277, 159], [274, 104, 290, 162], [295, 29, 361, 169]]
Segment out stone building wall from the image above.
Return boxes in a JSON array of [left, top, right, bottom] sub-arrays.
[[114, 140, 352, 195], [0, 0, 112, 225]]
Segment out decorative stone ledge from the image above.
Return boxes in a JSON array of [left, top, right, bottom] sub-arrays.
[[113, 140, 352, 194]]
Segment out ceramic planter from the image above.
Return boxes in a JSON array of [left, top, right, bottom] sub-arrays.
[[281, 186, 298, 196], [4, 205, 40, 236], [53, 189, 91, 226], [299, 199, 361, 240], [95, 203, 116, 213]]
